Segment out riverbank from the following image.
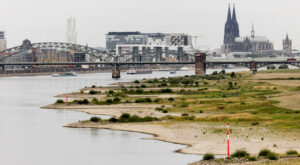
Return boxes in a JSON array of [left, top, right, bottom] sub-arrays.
[[44, 69, 300, 162]]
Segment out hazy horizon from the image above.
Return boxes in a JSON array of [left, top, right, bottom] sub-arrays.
[[1, 0, 300, 50]]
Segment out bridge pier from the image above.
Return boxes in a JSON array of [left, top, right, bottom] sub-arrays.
[[112, 64, 121, 79], [250, 61, 257, 74], [195, 53, 206, 75]]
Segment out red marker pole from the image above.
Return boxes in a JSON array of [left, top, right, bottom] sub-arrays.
[[66, 87, 68, 104], [227, 123, 230, 158]]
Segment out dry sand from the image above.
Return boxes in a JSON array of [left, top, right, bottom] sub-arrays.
[[67, 121, 300, 155], [43, 103, 181, 118]]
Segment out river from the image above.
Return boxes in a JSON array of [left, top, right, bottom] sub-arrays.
[[0, 69, 248, 165]]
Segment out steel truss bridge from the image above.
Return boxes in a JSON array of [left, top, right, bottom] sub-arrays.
[[0, 41, 114, 62], [0, 40, 193, 63], [0, 59, 299, 68]]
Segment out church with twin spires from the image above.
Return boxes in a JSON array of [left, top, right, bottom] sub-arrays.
[[222, 4, 274, 54]]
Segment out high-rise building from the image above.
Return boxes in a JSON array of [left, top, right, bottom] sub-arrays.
[[283, 34, 292, 55], [0, 31, 7, 51], [66, 17, 77, 44], [222, 4, 273, 54]]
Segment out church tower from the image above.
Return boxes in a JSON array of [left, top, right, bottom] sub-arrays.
[[224, 4, 233, 44], [231, 4, 240, 38], [283, 34, 292, 55], [223, 4, 239, 53]]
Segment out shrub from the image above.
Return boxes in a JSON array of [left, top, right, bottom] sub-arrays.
[[154, 98, 161, 103], [230, 72, 236, 78], [106, 99, 113, 104], [89, 90, 97, 95], [251, 121, 259, 126], [92, 85, 96, 88], [231, 149, 250, 158], [212, 71, 218, 75], [181, 113, 189, 117], [92, 98, 98, 103], [162, 110, 168, 113], [160, 88, 173, 93], [120, 113, 131, 119], [248, 156, 257, 161], [203, 153, 215, 160], [286, 150, 298, 155], [113, 97, 121, 103], [82, 99, 89, 104], [134, 80, 140, 84], [199, 110, 204, 113], [168, 97, 174, 101], [144, 97, 152, 103], [136, 89, 144, 94], [141, 84, 147, 88], [108, 90, 114, 94], [259, 149, 272, 157], [109, 117, 118, 123], [56, 99, 64, 104], [90, 116, 101, 122], [267, 152, 278, 160]]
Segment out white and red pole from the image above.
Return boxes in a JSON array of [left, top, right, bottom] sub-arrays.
[[66, 87, 68, 104], [227, 122, 230, 158]]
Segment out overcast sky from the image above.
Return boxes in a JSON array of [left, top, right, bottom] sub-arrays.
[[1, 0, 300, 50]]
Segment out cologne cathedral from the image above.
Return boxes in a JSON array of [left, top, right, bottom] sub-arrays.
[[222, 4, 274, 54]]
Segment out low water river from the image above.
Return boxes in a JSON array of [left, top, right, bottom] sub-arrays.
[[0, 69, 248, 165]]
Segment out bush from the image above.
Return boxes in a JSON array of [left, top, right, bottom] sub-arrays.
[[108, 90, 114, 94], [113, 97, 121, 103], [120, 113, 131, 119], [279, 64, 288, 69], [181, 113, 189, 117], [248, 156, 257, 161], [89, 90, 97, 95], [56, 99, 64, 104], [199, 110, 204, 113], [92, 98, 98, 103], [168, 97, 174, 101], [106, 99, 113, 104], [267, 152, 278, 160], [162, 110, 168, 113], [203, 153, 215, 160], [82, 99, 89, 104], [90, 116, 101, 122], [141, 84, 147, 88], [109, 117, 118, 123], [92, 85, 96, 88], [160, 88, 173, 93], [231, 72, 236, 78], [259, 149, 272, 157], [231, 149, 250, 158], [286, 150, 298, 155], [144, 97, 152, 103], [134, 80, 140, 84]]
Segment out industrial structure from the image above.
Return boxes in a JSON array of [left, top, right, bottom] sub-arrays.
[[106, 31, 193, 62], [0, 31, 7, 51], [222, 4, 274, 54], [66, 17, 77, 44]]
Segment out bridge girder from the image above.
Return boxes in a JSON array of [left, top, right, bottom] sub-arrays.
[[0, 42, 114, 62]]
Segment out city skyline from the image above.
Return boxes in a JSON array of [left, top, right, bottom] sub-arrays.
[[1, 0, 299, 50]]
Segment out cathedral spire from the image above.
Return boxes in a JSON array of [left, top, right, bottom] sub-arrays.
[[226, 4, 231, 23], [251, 23, 255, 38], [232, 4, 237, 23]]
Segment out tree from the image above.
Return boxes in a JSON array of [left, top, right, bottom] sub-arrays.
[[230, 72, 236, 78]]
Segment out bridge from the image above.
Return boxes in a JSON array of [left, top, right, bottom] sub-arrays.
[[0, 40, 299, 78], [1, 53, 299, 78]]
